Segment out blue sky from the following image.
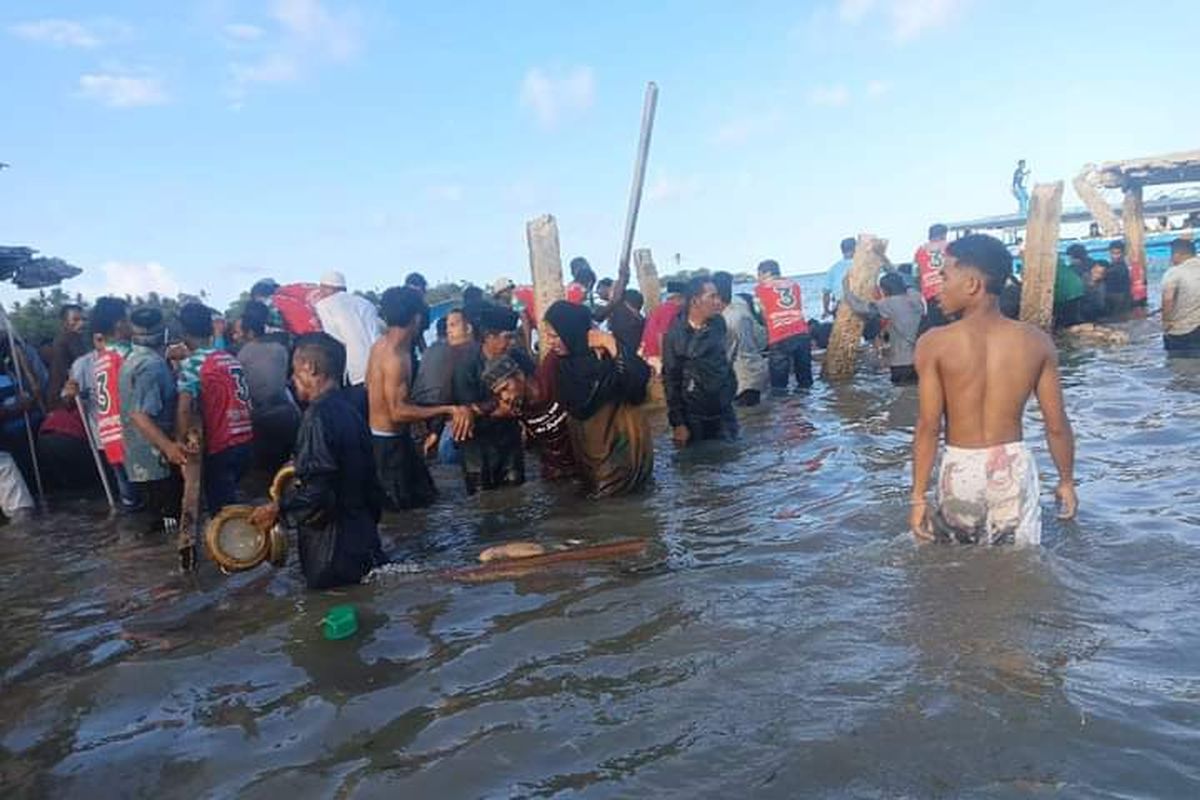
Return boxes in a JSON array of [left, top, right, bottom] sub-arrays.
[[2, 0, 1198, 309]]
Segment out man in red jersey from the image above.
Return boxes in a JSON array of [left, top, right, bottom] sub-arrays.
[[914, 223, 951, 327], [90, 297, 142, 511], [175, 303, 254, 514], [754, 260, 812, 390]]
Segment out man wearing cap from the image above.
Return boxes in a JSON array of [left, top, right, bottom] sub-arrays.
[[120, 307, 184, 532], [313, 270, 384, 389], [483, 353, 578, 481], [452, 304, 532, 493]]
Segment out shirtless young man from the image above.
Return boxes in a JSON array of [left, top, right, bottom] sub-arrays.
[[910, 234, 1077, 546], [366, 286, 473, 510]]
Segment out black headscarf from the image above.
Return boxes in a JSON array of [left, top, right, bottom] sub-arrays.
[[544, 300, 610, 420]]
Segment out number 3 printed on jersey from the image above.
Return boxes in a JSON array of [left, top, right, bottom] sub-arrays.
[[774, 286, 797, 308]]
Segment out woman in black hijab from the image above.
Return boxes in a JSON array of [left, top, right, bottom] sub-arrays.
[[542, 301, 652, 498]]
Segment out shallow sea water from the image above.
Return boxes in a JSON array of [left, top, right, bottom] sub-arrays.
[[2, 314, 1199, 799]]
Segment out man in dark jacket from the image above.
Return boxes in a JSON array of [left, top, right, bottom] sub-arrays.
[[663, 276, 738, 445], [250, 333, 386, 590]]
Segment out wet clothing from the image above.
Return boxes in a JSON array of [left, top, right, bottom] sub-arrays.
[[640, 298, 683, 361], [519, 353, 578, 481], [0, 451, 34, 517], [452, 344, 531, 493], [722, 295, 769, 399], [608, 301, 646, 356], [844, 289, 925, 374], [238, 339, 299, 471], [314, 291, 383, 386], [119, 344, 176, 484], [545, 301, 653, 498], [1104, 257, 1132, 316], [95, 341, 132, 466], [663, 314, 738, 441], [47, 331, 87, 409], [178, 347, 254, 456], [754, 279, 810, 346], [933, 441, 1041, 547], [372, 430, 437, 510], [1053, 259, 1087, 329], [1162, 256, 1200, 337], [766, 333, 813, 390], [203, 442, 251, 514], [914, 240, 949, 302], [280, 387, 386, 590]]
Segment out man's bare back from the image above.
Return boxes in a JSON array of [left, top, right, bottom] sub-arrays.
[[916, 314, 1056, 447]]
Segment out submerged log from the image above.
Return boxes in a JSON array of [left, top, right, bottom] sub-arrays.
[[633, 248, 662, 313], [1122, 185, 1148, 305], [823, 234, 888, 380], [1019, 181, 1064, 330], [526, 214, 566, 356]]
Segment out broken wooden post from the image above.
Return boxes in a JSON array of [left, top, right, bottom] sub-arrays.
[[1122, 184, 1148, 306], [633, 248, 661, 313], [1019, 181, 1064, 330], [526, 214, 565, 358], [1072, 171, 1121, 236], [823, 234, 888, 380]]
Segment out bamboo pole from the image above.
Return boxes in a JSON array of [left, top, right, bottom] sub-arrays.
[[1019, 181, 1065, 330], [526, 214, 566, 358], [633, 248, 662, 313], [1122, 185, 1148, 305], [616, 83, 658, 277], [823, 234, 888, 380]]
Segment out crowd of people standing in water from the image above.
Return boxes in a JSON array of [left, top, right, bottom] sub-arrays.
[[0, 224, 1197, 589]]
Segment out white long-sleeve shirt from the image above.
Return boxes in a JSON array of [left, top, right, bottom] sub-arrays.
[[314, 291, 383, 385]]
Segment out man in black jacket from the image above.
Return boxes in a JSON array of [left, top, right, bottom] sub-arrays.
[[250, 333, 386, 590], [663, 276, 738, 445]]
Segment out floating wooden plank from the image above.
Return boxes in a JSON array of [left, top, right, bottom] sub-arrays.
[[1019, 182, 1064, 330], [823, 234, 888, 380], [446, 538, 649, 583], [526, 214, 566, 358], [633, 248, 662, 313]]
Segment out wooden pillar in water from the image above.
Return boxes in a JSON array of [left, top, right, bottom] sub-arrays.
[[1122, 184, 1148, 305], [1019, 181, 1064, 330], [525, 214, 565, 359], [1072, 173, 1121, 236], [823, 234, 888, 380], [633, 248, 661, 313]]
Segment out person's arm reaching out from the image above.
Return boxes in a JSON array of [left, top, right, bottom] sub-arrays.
[[1034, 336, 1077, 519], [382, 355, 473, 441], [910, 333, 943, 540]]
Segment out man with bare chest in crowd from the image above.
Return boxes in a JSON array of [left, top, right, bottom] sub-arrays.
[[366, 286, 473, 510], [910, 234, 1078, 546]]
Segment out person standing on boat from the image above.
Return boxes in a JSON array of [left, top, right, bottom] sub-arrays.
[[914, 224, 951, 328], [910, 233, 1077, 546], [1012, 159, 1030, 216], [1161, 238, 1200, 355]]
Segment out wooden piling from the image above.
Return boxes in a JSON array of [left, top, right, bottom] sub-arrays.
[[1018, 181, 1064, 330], [633, 248, 661, 313], [526, 214, 566, 357], [823, 234, 888, 380], [1072, 172, 1121, 236], [1122, 185, 1148, 305]]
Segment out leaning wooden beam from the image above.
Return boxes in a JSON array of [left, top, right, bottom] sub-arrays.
[[526, 214, 566, 358], [1019, 181, 1064, 330], [633, 248, 662, 313], [1072, 171, 1121, 236], [1122, 185, 1148, 305], [823, 234, 888, 380]]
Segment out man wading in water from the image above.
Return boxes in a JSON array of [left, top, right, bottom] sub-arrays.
[[910, 234, 1077, 546]]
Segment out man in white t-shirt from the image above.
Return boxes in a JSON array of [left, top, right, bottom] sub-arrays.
[[1162, 237, 1200, 354], [313, 270, 384, 386]]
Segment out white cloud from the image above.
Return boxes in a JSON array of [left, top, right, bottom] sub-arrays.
[[224, 23, 265, 42], [647, 172, 700, 204], [838, 0, 877, 23], [228, 0, 362, 103], [9, 18, 101, 48], [79, 73, 169, 108], [866, 79, 890, 98], [520, 66, 595, 129], [98, 261, 181, 298], [713, 110, 782, 146], [808, 84, 851, 108], [890, 0, 962, 41], [270, 0, 360, 60]]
